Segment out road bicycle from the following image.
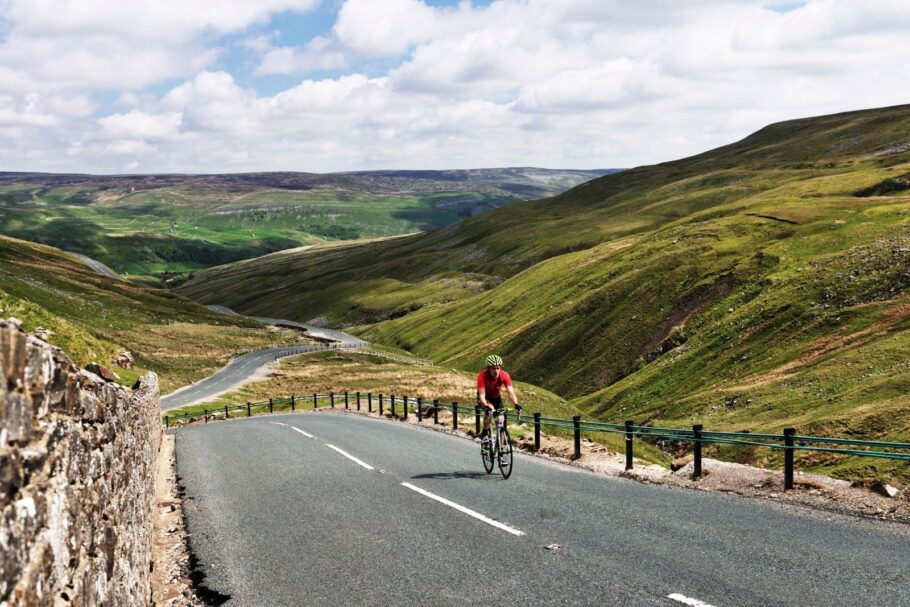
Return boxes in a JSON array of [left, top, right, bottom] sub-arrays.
[[480, 407, 517, 479]]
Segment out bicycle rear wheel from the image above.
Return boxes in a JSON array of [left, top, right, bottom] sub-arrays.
[[481, 434, 494, 474], [498, 429, 513, 479]]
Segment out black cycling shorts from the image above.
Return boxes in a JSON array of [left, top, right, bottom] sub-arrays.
[[480, 396, 503, 412]]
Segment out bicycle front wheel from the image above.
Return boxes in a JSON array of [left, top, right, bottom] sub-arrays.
[[481, 435, 494, 474], [498, 429, 513, 479]]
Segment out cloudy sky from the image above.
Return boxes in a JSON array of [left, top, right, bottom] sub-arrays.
[[1, 0, 908, 174]]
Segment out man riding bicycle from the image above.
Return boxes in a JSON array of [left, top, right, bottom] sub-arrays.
[[477, 354, 521, 440]]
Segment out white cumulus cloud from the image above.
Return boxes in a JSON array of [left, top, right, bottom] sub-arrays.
[[2, 0, 910, 173]]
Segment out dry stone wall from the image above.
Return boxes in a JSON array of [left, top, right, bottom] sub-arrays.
[[0, 319, 161, 606]]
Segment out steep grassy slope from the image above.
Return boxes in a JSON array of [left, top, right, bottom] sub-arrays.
[[181, 105, 910, 324], [0, 169, 611, 286], [178, 104, 910, 481], [0, 236, 292, 392]]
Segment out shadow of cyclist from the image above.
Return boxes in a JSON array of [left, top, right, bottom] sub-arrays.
[[410, 471, 491, 480]]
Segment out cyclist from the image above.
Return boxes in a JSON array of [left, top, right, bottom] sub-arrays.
[[477, 354, 521, 441]]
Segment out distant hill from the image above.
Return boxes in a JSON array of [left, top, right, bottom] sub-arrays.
[[177, 104, 910, 482], [0, 168, 615, 285], [0, 235, 289, 393]]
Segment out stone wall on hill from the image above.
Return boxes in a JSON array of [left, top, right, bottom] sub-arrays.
[[0, 319, 161, 606]]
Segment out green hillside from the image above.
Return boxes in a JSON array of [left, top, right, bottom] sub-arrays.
[[0, 236, 292, 393], [177, 104, 910, 482], [0, 169, 610, 286]]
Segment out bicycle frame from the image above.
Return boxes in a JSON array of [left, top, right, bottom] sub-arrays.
[[481, 408, 514, 478]]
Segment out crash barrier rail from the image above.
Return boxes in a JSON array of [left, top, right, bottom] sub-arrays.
[[163, 393, 910, 490], [263, 342, 360, 360], [348, 347, 433, 366]]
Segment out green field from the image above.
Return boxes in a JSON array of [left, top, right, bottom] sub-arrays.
[[0, 169, 609, 285], [178, 104, 910, 483]]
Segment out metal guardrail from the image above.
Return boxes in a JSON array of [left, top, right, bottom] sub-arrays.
[[349, 347, 433, 366], [163, 393, 910, 490]]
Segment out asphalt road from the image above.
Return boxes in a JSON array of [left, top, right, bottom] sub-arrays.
[[160, 345, 338, 410], [205, 305, 368, 346], [174, 412, 910, 607], [69, 252, 123, 281], [161, 308, 366, 410]]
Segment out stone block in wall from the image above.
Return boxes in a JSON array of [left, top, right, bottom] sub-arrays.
[[4, 392, 31, 446], [0, 324, 26, 389]]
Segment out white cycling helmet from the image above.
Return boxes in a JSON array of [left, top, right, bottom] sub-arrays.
[[485, 354, 503, 367]]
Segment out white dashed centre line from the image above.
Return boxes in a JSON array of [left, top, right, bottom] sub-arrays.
[[291, 427, 315, 439], [400, 482, 525, 536], [668, 594, 717, 607], [325, 444, 374, 470]]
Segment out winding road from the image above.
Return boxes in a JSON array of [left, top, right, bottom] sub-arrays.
[[174, 411, 910, 607], [161, 345, 337, 410], [160, 306, 367, 410], [72, 255, 368, 410]]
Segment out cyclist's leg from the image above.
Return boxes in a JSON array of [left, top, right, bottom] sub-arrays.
[[480, 396, 502, 436], [488, 397, 503, 437], [479, 401, 491, 436]]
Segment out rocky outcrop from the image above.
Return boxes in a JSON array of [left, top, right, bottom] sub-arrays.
[[0, 319, 161, 606], [114, 351, 134, 370]]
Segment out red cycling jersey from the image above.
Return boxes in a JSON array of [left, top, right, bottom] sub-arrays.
[[477, 369, 512, 402]]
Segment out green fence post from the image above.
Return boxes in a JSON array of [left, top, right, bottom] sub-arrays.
[[269, 398, 273, 414], [204, 409, 209, 423], [313, 393, 318, 410], [573, 415, 581, 460], [533, 413, 540, 451], [417, 397, 422, 422], [625, 420, 634, 470], [224, 405, 229, 419], [247, 401, 251, 416], [291, 395, 296, 411], [345, 392, 349, 409], [784, 428, 796, 490], [165, 416, 169, 429], [433, 399, 439, 424], [330, 392, 335, 408], [693, 424, 703, 479], [452, 402, 458, 430]]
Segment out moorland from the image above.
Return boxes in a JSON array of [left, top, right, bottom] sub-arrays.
[[177, 104, 910, 482]]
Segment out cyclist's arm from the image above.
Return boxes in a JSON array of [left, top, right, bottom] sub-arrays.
[[477, 389, 493, 410], [506, 384, 519, 407]]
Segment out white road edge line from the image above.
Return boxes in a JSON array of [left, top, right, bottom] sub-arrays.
[[326, 444, 374, 470], [269, 422, 287, 426], [668, 594, 717, 607], [291, 427, 315, 439], [400, 482, 525, 537]]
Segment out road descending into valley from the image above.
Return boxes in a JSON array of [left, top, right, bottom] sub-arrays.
[[70, 252, 124, 281], [161, 345, 329, 410], [174, 412, 910, 607], [160, 307, 367, 410]]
